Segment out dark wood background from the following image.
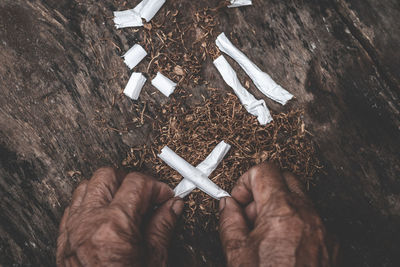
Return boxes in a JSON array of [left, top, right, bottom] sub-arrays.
[[0, 0, 399, 266]]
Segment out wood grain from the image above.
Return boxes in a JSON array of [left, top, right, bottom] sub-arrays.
[[0, 0, 399, 265]]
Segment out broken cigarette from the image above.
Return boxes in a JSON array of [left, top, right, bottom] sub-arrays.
[[113, 9, 143, 28], [151, 72, 177, 97], [114, 0, 166, 28], [174, 141, 231, 198], [214, 55, 273, 125], [216, 32, 293, 105], [158, 146, 230, 200], [139, 0, 166, 22], [123, 44, 147, 70], [228, 0, 253, 8], [124, 72, 147, 100]]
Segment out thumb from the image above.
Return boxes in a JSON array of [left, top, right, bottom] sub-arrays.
[[146, 197, 183, 267], [219, 197, 249, 258]]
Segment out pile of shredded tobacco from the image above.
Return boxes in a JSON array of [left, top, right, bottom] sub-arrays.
[[118, 4, 322, 266], [134, 6, 222, 86], [122, 87, 322, 265]]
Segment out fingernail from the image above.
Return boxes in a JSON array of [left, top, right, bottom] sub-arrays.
[[171, 198, 183, 216], [219, 197, 226, 211]]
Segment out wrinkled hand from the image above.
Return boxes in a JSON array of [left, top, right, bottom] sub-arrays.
[[57, 168, 183, 267], [219, 163, 338, 267]]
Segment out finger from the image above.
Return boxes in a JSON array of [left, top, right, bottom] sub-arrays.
[[219, 197, 249, 256], [244, 202, 257, 225], [69, 180, 88, 214], [65, 255, 83, 267], [283, 171, 306, 198], [56, 207, 70, 267], [81, 167, 123, 208], [59, 206, 70, 234], [231, 163, 288, 207], [230, 176, 253, 206], [111, 172, 174, 223], [146, 198, 183, 266]]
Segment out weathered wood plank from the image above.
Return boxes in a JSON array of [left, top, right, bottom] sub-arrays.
[[0, 0, 399, 266]]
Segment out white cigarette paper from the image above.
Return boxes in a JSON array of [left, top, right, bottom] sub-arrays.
[[113, 9, 143, 28], [139, 0, 166, 22], [114, 0, 166, 28], [214, 55, 272, 125], [123, 44, 147, 69], [216, 32, 293, 105], [174, 141, 231, 198], [228, 0, 253, 8], [158, 146, 230, 200], [151, 72, 177, 97], [124, 73, 147, 100]]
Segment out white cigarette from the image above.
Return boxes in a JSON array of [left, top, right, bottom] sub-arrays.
[[114, 0, 166, 28], [214, 55, 273, 125], [123, 44, 147, 70], [124, 73, 147, 100], [139, 0, 166, 22], [174, 141, 231, 198], [228, 0, 253, 8], [158, 146, 230, 200], [151, 72, 177, 97], [113, 9, 143, 28], [216, 32, 293, 105]]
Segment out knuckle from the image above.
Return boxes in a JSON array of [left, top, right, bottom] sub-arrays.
[[220, 214, 242, 229], [248, 165, 263, 179], [77, 179, 89, 188], [283, 171, 295, 178], [90, 220, 139, 248], [93, 167, 115, 178], [87, 184, 113, 203], [107, 204, 142, 235], [108, 204, 130, 221], [126, 171, 150, 180], [251, 162, 283, 184], [287, 214, 305, 230], [124, 172, 152, 187], [224, 237, 247, 252], [252, 162, 277, 173], [91, 222, 116, 243], [273, 214, 305, 235]]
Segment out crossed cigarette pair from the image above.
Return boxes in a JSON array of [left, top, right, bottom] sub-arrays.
[[158, 141, 231, 200]]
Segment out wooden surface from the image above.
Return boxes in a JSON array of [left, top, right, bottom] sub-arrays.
[[0, 0, 399, 266]]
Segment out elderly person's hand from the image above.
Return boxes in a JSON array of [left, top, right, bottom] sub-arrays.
[[56, 168, 183, 267], [219, 163, 338, 267]]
